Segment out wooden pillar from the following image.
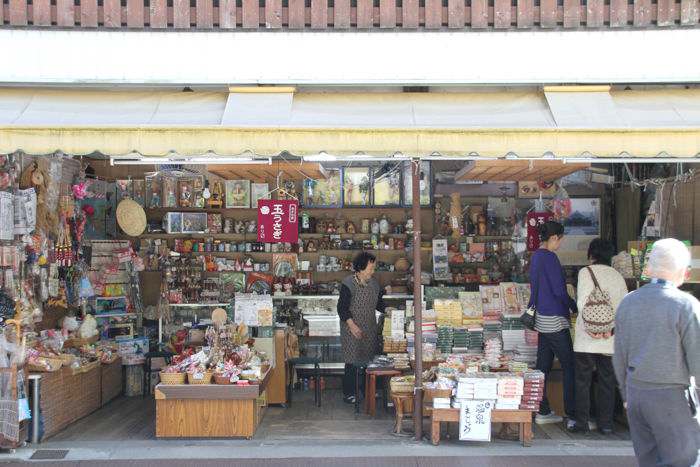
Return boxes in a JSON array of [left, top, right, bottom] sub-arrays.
[[412, 159, 423, 440]]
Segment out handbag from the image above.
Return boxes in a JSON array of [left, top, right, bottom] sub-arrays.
[[520, 270, 540, 331]]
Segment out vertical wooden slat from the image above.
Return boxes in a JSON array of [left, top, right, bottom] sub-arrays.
[[424, 0, 442, 27], [267, 0, 283, 27], [81, 0, 98, 26], [288, 0, 305, 27], [610, 0, 628, 25], [494, 0, 511, 27], [242, 0, 259, 27], [562, 0, 579, 26], [357, 0, 374, 27], [585, 0, 604, 26], [447, 0, 465, 28], [196, 0, 213, 27], [633, 0, 651, 25], [150, 0, 168, 27], [539, 0, 557, 26], [656, 0, 674, 25], [173, 0, 190, 27], [334, 0, 350, 27], [127, 0, 145, 27], [103, 0, 122, 26], [310, 0, 327, 28], [680, 0, 699, 24], [33, 0, 51, 25], [517, 0, 534, 27], [380, 0, 396, 27], [56, 0, 75, 25], [403, 0, 419, 27], [9, 0, 28, 25], [470, 0, 488, 27]]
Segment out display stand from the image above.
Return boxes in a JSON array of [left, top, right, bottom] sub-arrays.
[[154, 369, 271, 438], [430, 407, 533, 447]]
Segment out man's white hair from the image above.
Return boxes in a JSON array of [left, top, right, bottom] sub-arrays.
[[647, 238, 691, 277]]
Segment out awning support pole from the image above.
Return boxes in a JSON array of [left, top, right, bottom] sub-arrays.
[[412, 159, 424, 441]]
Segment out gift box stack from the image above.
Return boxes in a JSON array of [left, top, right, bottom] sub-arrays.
[[452, 328, 469, 353], [520, 370, 545, 411], [437, 326, 454, 354], [456, 374, 499, 401], [501, 317, 526, 352], [433, 397, 452, 409], [496, 374, 524, 410], [484, 336, 503, 369], [467, 326, 484, 351], [513, 343, 538, 367]]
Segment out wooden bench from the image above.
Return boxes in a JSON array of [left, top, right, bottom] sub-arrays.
[[430, 407, 533, 447]]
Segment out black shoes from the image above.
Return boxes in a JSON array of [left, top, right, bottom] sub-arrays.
[[566, 422, 590, 434], [599, 427, 614, 436], [343, 395, 356, 404]]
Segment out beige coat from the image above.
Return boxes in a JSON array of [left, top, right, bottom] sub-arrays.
[[574, 264, 628, 355]]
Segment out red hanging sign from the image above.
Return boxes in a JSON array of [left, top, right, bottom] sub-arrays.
[[257, 199, 299, 244], [527, 211, 552, 251]]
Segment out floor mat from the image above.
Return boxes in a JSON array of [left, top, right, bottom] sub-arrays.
[[30, 449, 69, 460]]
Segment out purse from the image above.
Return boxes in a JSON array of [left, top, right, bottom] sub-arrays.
[[520, 305, 537, 331]]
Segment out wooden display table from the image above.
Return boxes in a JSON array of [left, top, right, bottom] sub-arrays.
[[365, 368, 402, 417], [155, 370, 271, 439], [430, 407, 533, 447]]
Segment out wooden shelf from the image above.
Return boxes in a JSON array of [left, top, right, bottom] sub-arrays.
[[141, 233, 255, 239]]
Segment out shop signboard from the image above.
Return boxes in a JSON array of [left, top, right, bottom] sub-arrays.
[[257, 199, 299, 244], [526, 211, 552, 251]]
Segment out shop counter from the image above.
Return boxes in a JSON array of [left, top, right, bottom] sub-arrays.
[[430, 407, 534, 447], [154, 370, 271, 439]]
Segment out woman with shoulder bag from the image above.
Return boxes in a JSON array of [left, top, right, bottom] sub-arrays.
[[529, 221, 578, 427], [569, 239, 628, 434]]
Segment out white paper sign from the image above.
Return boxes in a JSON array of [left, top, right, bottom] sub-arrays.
[[0, 192, 14, 240], [459, 399, 494, 442], [14, 188, 36, 235], [234, 294, 274, 327]]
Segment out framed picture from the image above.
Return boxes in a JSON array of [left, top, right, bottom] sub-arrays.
[[402, 161, 431, 206], [182, 212, 208, 233], [161, 174, 178, 208], [145, 174, 162, 208], [225, 180, 251, 208], [303, 169, 342, 208], [251, 183, 269, 208], [560, 197, 601, 236], [106, 323, 134, 339], [132, 180, 145, 206], [373, 164, 402, 206], [343, 167, 371, 207], [164, 212, 182, 233], [116, 180, 132, 201]]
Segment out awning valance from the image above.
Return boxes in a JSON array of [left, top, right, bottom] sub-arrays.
[[1, 88, 700, 159]]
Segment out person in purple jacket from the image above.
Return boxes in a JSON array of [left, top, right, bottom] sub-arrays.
[[529, 221, 578, 427]]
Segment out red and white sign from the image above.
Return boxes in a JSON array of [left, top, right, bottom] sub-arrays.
[[257, 199, 299, 244], [526, 211, 552, 251]]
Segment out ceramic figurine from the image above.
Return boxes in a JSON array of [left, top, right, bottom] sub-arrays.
[[361, 219, 370, 234], [246, 221, 256, 234], [371, 218, 380, 235], [346, 221, 357, 234], [379, 215, 390, 235], [477, 213, 487, 236], [209, 181, 223, 208], [234, 220, 245, 234]]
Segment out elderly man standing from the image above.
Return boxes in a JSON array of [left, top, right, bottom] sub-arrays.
[[613, 238, 700, 467]]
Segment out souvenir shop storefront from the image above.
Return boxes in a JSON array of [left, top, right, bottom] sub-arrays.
[[0, 86, 698, 446]]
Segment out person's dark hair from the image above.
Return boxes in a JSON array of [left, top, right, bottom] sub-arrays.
[[587, 238, 616, 266], [353, 252, 376, 272], [538, 221, 564, 242]]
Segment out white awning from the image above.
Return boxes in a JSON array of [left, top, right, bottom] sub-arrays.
[[1, 87, 699, 158]]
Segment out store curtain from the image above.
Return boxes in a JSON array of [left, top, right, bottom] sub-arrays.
[[614, 187, 642, 253]]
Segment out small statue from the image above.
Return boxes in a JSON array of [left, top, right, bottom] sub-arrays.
[[209, 181, 223, 208], [346, 221, 357, 234], [234, 220, 245, 234]]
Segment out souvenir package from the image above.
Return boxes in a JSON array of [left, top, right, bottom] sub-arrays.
[[116, 180, 132, 201], [499, 282, 520, 317], [458, 291, 483, 320], [272, 253, 297, 278], [220, 272, 246, 300], [163, 212, 182, 234], [207, 214, 223, 234], [146, 174, 162, 208], [225, 180, 251, 209], [161, 174, 178, 208], [479, 285, 503, 317], [182, 213, 207, 233], [178, 178, 194, 208], [132, 180, 145, 206], [245, 272, 272, 294]]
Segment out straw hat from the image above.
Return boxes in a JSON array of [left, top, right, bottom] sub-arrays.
[[116, 199, 147, 237]]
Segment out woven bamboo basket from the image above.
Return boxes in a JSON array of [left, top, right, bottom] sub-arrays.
[[187, 371, 213, 385], [28, 356, 63, 373], [214, 374, 231, 385], [389, 376, 414, 394], [160, 372, 186, 385]]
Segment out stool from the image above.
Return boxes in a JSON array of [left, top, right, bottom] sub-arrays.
[[365, 369, 401, 417], [391, 393, 415, 435], [288, 357, 321, 407], [142, 351, 173, 397]]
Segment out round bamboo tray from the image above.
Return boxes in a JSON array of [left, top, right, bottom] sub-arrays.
[[160, 372, 186, 385], [187, 371, 213, 385]]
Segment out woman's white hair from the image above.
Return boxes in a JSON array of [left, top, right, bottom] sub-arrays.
[[647, 238, 691, 277]]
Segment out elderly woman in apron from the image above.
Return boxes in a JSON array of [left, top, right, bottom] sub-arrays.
[[337, 252, 386, 404]]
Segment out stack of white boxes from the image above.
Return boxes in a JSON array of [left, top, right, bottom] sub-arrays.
[[496, 375, 524, 410], [453, 374, 498, 408]]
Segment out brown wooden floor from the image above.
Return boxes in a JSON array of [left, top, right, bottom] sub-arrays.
[[47, 390, 630, 443]]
